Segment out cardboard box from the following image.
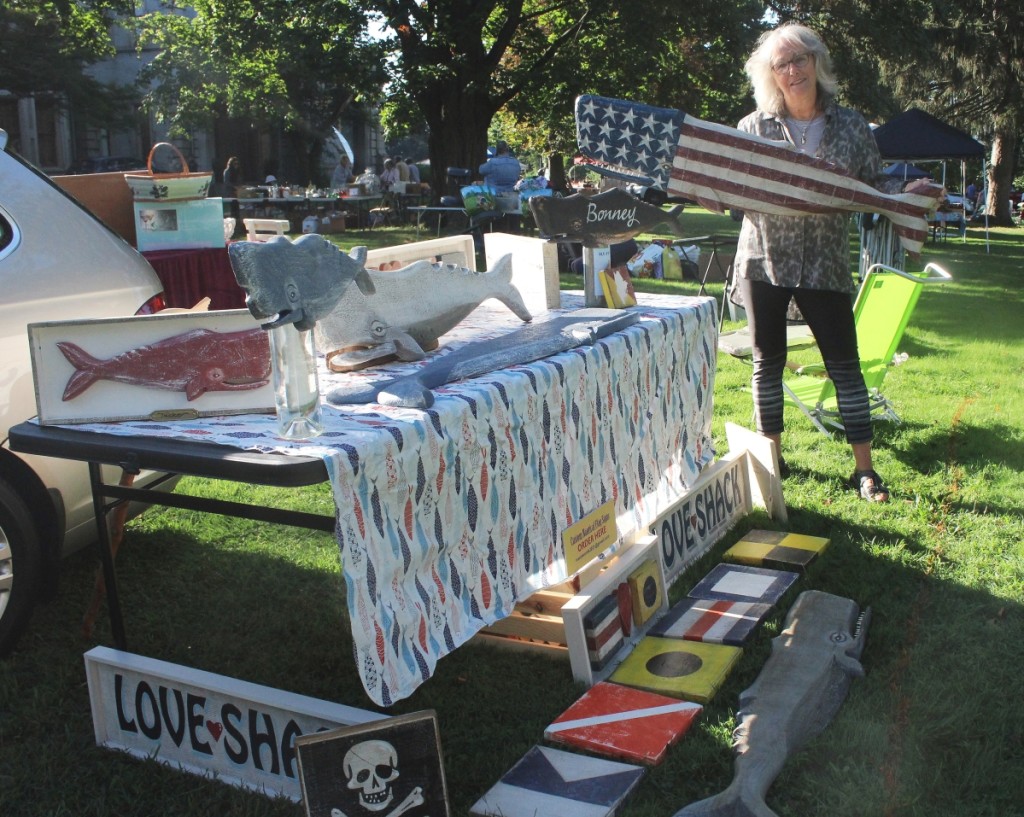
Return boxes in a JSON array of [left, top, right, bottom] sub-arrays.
[[320, 212, 346, 234], [134, 198, 226, 251], [52, 172, 137, 245]]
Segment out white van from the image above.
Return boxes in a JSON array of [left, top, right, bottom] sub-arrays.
[[0, 129, 173, 655]]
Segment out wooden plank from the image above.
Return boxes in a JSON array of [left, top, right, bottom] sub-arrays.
[[365, 235, 476, 271], [483, 232, 562, 314], [514, 590, 575, 616], [482, 611, 567, 645], [562, 535, 667, 686], [84, 647, 381, 802]]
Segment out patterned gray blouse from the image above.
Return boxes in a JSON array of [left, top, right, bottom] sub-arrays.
[[734, 102, 904, 294]]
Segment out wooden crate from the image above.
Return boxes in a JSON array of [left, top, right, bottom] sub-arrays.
[[478, 534, 669, 686]]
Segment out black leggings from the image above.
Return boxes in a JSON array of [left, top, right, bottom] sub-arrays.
[[737, 278, 872, 445]]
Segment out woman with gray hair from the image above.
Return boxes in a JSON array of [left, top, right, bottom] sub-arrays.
[[732, 22, 934, 502]]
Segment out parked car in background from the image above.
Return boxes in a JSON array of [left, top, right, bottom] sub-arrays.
[[1, 129, 172, 656], [62, 155, 146, 175], [944, 192, 974, 215]]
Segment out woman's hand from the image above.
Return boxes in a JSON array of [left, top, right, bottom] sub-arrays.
[[903, 178, 945, 211]]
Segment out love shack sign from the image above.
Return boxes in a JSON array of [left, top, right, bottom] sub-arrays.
[[84, 647, 383, 800]]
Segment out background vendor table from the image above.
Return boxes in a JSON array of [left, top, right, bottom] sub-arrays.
[[142, 247, 246, 311], [12, 293, 718, 705]]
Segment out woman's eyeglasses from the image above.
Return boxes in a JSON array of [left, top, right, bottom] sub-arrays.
[[772, 53, 812, 74]]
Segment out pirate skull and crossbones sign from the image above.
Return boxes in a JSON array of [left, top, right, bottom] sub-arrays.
[[332, 739, 424, 817]]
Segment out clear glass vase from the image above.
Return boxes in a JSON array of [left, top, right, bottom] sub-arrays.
[[268, 324, 323, 440]]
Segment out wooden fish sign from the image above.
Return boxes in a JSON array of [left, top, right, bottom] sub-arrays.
[[530, 187, 686, 247]]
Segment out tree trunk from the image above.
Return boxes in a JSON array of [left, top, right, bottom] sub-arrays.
[[546, 153, 572, 197], [421, 85, 494, 204], [986, 130, 1018, 226]]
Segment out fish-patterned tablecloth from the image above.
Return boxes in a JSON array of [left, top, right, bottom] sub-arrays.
[[65, 292, 718, 705]]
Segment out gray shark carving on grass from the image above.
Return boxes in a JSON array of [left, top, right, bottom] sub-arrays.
[[675, 590, 871, 817], [315, 253, 533, 371]]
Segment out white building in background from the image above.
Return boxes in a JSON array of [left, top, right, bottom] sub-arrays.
[[1, 0, 383, 181]]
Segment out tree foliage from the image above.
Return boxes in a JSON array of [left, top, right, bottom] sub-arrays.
[[136, 0, 387, 180], [498, 1, 765, 160], [767, 0, 1024, 223], [0, 0, 137, 125], [368, 0, 611, 194], [369, 0, 766, 197]]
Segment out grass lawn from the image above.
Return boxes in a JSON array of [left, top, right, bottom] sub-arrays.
[[1, 211, 1022, 816]]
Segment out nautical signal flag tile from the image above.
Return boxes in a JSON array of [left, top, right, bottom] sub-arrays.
[[470, 744, 644, 817], [686, 563, 799, 607], [583, 593, 625, 670], [648, 597, 772, 646], [608, 637, 742, 704], [723, 529, 830, 571], [627, 559, 663, 627], [544, 681, 702, 765]]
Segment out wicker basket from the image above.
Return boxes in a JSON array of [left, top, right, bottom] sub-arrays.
[[124, 143, 213, 202]]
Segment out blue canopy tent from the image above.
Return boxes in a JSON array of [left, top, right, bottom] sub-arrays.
[[869, 108, 988, 257]]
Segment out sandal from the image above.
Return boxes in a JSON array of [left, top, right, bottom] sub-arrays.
[[852, 469, 890, 503]]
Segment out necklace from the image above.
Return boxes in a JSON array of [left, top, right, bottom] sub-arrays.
[[786, 114, 820, 146]]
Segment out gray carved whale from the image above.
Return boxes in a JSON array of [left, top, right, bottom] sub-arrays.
[[315, 253, 533, 371], [675, 590, 871, 817], [228, 234, 374, 331], [326, 308, 639, 408]]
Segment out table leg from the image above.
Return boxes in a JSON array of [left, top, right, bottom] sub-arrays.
[[88, 462, 128, 650]]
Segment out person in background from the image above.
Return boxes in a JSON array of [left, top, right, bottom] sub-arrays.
[[393, 155, 410, 183], [966, 178, 978, 204], [478, 140, 522, 193], [222, 156, 242, 234], [356, 166, 382, 195], [379, 158, 401, 190], [732, 22, 941, 503], [331, 155, 355, 189], [406, 158, 421, 185], [222, 156, 241, 196]]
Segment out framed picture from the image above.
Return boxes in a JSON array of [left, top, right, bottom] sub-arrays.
[[296, 710, 450, 817], [28, 308, 274, 425]]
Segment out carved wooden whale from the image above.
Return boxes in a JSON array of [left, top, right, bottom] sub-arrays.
[[314, 253, 533, 371], [325, 308, 639, 408], [227, 234, 374, 331], [675, 590, 871, 817], [57, 329, 270, 401], [529, 187, 686, 247]]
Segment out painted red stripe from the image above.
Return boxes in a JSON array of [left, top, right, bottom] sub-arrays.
[[586, 614, 623, 650], [675, 142, 927, 221], [669, 168, 927, 247], [676, 119, 936, 217], [686, 599, 735, 639]]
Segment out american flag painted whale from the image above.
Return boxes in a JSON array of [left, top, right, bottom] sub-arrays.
[[575, 94, 942, 255]]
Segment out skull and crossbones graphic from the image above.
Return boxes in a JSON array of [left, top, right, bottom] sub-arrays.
[[331, 739, 424, 817]]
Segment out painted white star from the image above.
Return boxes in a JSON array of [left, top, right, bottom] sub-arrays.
[[635, 131, 656, 153]]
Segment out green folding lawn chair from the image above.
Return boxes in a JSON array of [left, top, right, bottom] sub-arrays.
[[783, 262, 953, 436]]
